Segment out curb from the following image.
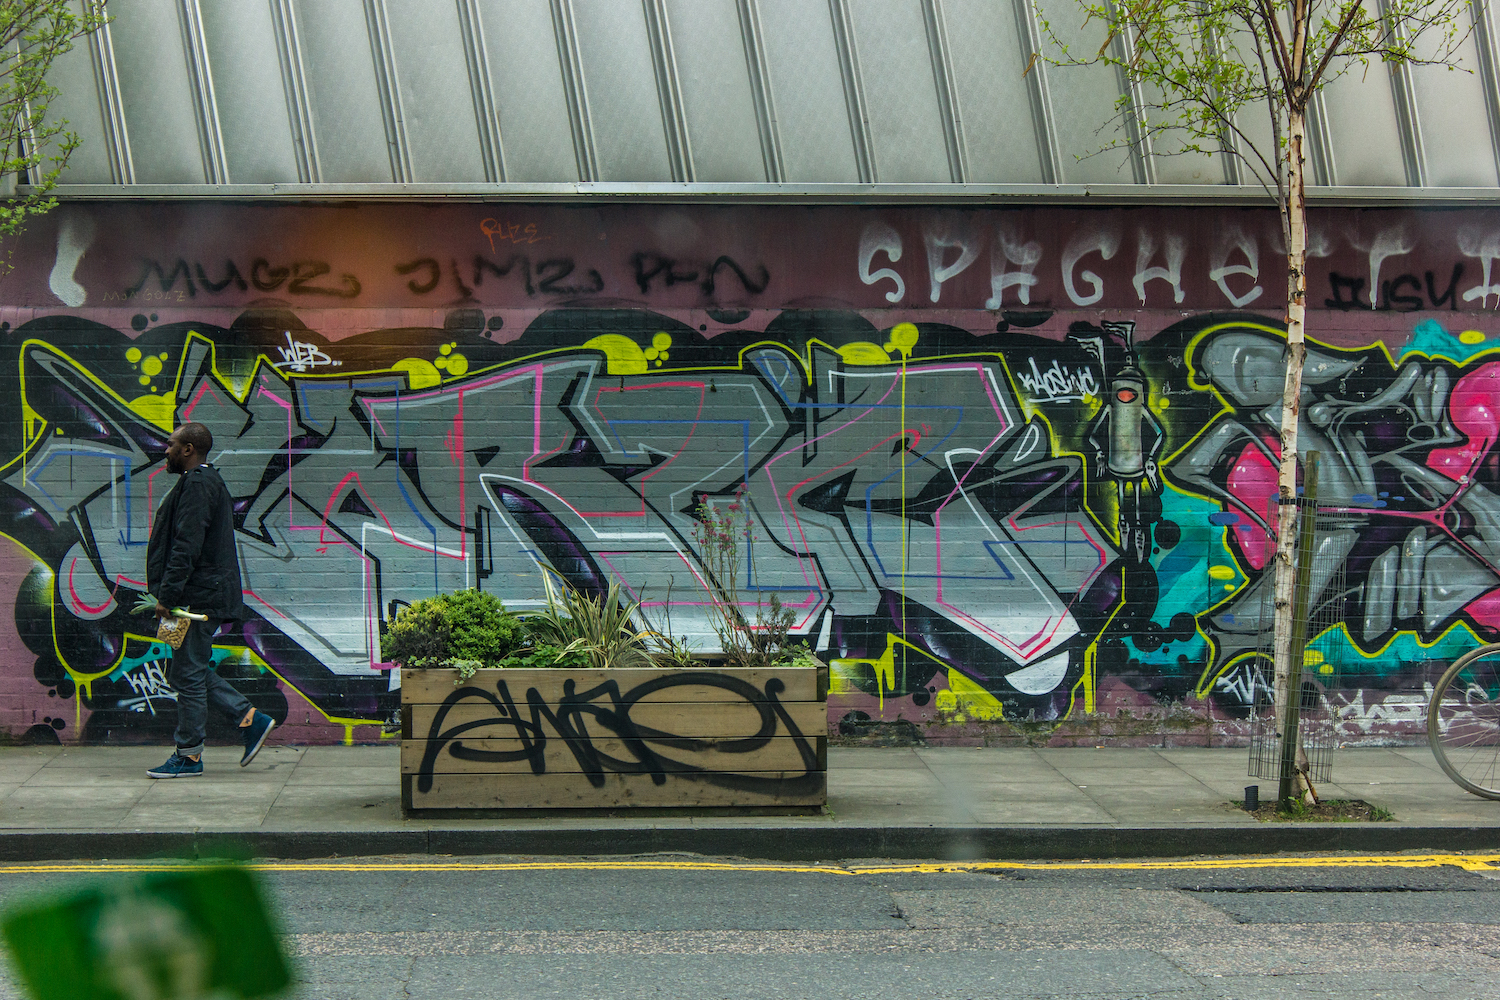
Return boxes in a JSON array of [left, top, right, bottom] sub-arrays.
[[3, 825, 1498, 863]]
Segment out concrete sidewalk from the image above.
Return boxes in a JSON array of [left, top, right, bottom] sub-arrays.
[[0, 744, 1496, 861]]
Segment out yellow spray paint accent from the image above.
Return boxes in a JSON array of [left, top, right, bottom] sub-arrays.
[[1075, 640, 1098, 714], [585, 334, 651, 374], [1207, 564, 1236, 580], [887, 323, 918, 653], [830, 633, 945, 710], [942, 668, 1007, 721], [128, 393, 176, 430], [884, 323, 919, 358], [391, 358, 443, 388], [1460, 330, 1486, 345], [643, 331, 672, 367], [834, 342, 891, 365], [15, 854, 1496, 877], [434, 343, 471, 378]]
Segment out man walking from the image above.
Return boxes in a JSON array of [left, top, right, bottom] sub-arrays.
[[144, 421, 275, 778]]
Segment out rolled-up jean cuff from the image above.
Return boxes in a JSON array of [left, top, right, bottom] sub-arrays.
[[176, 742, 205, 758]]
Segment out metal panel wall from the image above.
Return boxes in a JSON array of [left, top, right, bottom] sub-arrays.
[[201, 2, 302, 184], [1319, 1, 1412, 186], [45, 15, 115, 185], [31, 0, 1500, 193], [846, 0, 952, 182], [1409, 5, 1499, 187], [1139, 76, 1227, 186], [386, 0, 489, 183], [478, 0, 580, 182], [663, 0, 767, 183], [1034, 0, 1135, 184], [757, 0, 861, 182], [292, 0, 396, 182], [1222, 25, 1279, 190], [107, 0, 205, 183], [1320, 68, 1410, 186], [942, 0, 1046, 184], [571, 0, 673, 182]]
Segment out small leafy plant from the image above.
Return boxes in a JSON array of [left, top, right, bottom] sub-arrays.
[[495, 644, 592, 670], [380, 589, 527, 670], [526, 577, 655, 670]]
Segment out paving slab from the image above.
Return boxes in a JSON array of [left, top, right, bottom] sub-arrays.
[[0, 744, 1494, 860]]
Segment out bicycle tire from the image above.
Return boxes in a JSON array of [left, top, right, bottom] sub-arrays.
[[1427, 642, 1500, 800]]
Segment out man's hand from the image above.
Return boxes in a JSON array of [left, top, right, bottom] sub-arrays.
[[155, 602, 171, 618]]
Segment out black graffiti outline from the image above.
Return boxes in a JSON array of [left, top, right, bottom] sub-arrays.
[[416, 671, 821, 795], [126, 259, 196, 298], [286, 260, 361, 298], [1427, 264, 1464, 310], [473, 253, 535, 296], [247, 258, 360, 298], [396, 257, 440, 294], [1325, 272, 1368, 309], [536, 258, 604, 296], [195, 260, 248, 293], [630, 252, 770, 296], [702, 255, 770, 296]]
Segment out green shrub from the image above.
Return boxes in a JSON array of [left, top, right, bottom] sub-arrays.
[[496, 644, 593, 669], [526, 580, 655, 669], [380, 589, 526, 668]]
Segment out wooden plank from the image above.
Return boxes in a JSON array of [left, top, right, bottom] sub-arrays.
[[402, 770, 827, 810], [400, 666, 822, 705], [402, 735, 826, 775], [404, 700, 827, 742]]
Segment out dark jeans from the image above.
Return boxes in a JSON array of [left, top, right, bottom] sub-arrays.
[[170, 618, 251, 757]]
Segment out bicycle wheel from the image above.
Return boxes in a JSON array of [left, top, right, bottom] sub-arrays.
[[1428, 642, 1500, 800]]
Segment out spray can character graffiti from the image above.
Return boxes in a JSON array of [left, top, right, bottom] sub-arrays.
[[1072, 321, 1164, 563]]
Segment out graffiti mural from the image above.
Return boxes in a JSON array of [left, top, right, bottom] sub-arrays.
[[1, 202, 1498, 745]]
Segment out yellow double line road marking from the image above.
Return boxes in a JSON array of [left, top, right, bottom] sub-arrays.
[[1, 854, 1498, 875]]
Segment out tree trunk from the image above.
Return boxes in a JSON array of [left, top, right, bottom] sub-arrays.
[[1271, 102, 1309, 752]]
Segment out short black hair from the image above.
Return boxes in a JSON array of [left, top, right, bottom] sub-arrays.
[[177, 422, 213, 458]]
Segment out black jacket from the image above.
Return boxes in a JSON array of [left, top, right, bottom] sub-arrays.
[[146, 464, 245, 621]]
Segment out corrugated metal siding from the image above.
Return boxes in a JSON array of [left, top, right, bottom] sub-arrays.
[[38, 0, 1500, 195]]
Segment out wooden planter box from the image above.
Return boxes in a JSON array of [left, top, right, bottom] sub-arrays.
[[401, 664, 828, 814]]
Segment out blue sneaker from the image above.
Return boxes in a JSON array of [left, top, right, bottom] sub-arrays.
[[240, 711, 275, 766], [146, 753, 203, 779]]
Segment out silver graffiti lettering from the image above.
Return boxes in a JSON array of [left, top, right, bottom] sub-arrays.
[[1017, 357, 1099, 403]]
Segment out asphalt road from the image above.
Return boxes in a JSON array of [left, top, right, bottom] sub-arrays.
[[1, 853, 1499, 999]]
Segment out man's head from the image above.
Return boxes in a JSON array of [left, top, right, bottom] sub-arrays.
[[165, 423, 213, 474]]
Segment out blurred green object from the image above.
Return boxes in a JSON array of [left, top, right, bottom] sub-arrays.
[[1, 866, 290, 1000]]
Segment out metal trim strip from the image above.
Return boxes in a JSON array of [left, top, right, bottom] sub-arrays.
[[827, 0, 874, 183], [87, 16, 133, 185], [643, 0, 694, 183], [457, 0, 505, 184], [32, 181, 1500, 206], [550, 0, 598, 182], [363, 0, 412, 184], [921, 0, 967, 184], [178, 0, 225, 184], [737, 0, 783, 183], [269, 0, 320, 184]]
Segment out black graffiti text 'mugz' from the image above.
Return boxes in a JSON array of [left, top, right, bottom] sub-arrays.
[[122, 258, 362, 300]]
